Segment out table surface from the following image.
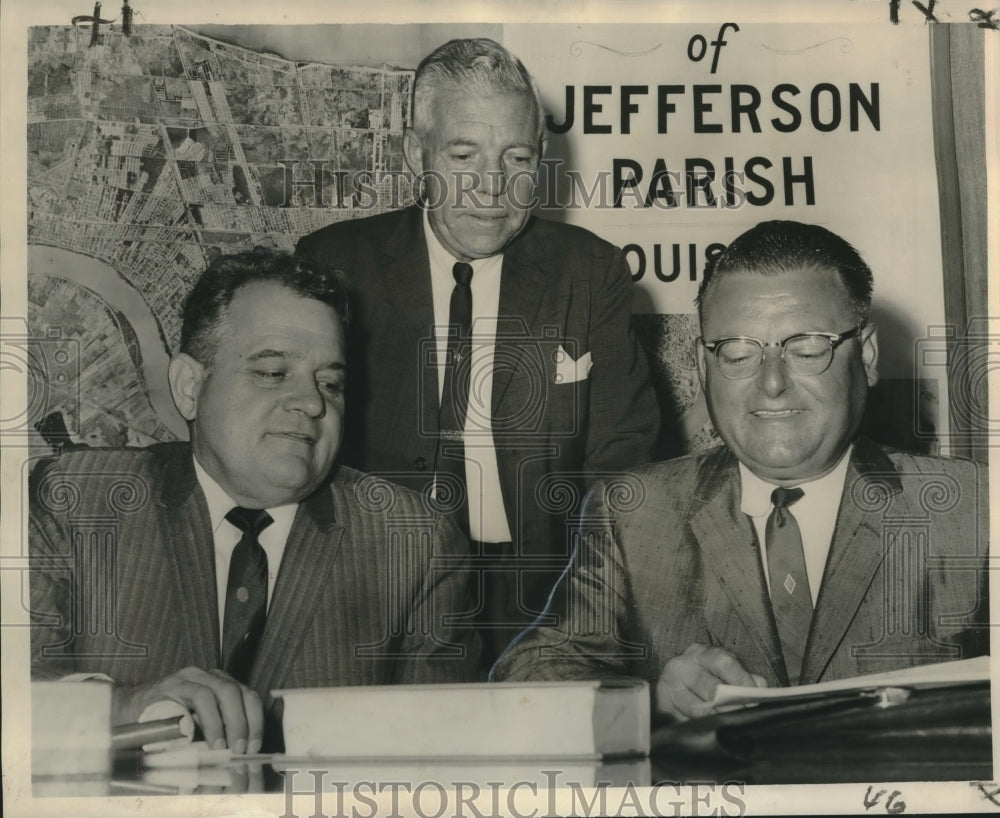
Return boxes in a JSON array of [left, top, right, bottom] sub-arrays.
[[30, 751, 994, 797], [32, 684, 994, 795]]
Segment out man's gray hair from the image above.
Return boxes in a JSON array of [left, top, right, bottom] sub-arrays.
[[412, 38, 545, 142]]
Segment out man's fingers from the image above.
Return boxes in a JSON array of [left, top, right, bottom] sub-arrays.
[[657, 650, 718, 720], [656, 671, 715, 721], [129, 666, 260, 751], [183, 682, 226, 749], [215, 686, 250, 751], [695, 645, 758, 687], [671, 678, 716, 719], [657, 643, 763, 720], [205, 669, 258, 752], [239, 686, 265, 755]]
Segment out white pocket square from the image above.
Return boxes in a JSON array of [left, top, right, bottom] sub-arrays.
[[553, 346, 592, 384]]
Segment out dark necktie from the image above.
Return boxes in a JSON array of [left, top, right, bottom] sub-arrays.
[[222, 507, 273, 682], [766, 486, 812, 685], [436, 261, 474, 535]]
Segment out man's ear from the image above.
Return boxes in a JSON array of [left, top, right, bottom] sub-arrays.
[[695, 337, 708, 391], [861, 323, 879, 387], [168, 353, 205, 421], [402, 128, 424, 176]]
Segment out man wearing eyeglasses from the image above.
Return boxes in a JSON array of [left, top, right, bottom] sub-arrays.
[[493, 220, 988, 720]]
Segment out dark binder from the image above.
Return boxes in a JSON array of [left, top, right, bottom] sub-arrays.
[[650, 682, 991, 783]]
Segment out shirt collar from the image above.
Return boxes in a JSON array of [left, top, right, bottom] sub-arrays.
[[191, 455, 298, 534], [738, 445, 853, 518]]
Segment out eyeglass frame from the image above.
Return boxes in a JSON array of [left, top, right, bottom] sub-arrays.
[[698, 324, 867, 380]]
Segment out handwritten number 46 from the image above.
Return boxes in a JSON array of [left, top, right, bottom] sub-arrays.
[[864, 787, 906, 815]]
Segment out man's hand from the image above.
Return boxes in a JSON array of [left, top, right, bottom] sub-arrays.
[[655, 643, 767, 721], [113, 666, 264, 754]]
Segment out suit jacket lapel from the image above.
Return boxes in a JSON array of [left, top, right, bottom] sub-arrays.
[[381, 207, 435, 335], [379, 206, 439, 433], [688, 448, 787, 682], [800, 439, 903, 683], [250, 479, 344, 697], [157, 445, 219, 669], [493, 219, 555, 412]]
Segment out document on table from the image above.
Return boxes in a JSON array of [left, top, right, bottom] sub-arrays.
[[711, 656, 990, 709]]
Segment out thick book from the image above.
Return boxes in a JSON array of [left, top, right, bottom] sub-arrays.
[[274, 679, 649, 759]]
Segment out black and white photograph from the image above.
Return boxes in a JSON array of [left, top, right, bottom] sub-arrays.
[[1, 1, 996, 815]]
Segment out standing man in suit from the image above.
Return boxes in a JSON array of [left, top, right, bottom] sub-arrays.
[[29, 250, 480, 752], [297, 38, 658, 669], [494, 220, 989, 719]]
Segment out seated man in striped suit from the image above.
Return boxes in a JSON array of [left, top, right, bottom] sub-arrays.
[[30, 249, 480, 752]]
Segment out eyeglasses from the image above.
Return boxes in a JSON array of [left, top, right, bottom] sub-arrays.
[[699, 325, 865, 380]]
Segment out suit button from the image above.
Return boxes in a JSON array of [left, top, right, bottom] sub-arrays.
[[414, 457, 427, 471]]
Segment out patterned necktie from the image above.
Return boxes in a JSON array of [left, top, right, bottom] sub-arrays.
[[436, 261, 474, 535], [766, 486, 812, 685], [222, 507, 273, 682]]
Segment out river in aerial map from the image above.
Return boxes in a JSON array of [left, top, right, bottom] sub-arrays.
[[28, 245, 188, 439]]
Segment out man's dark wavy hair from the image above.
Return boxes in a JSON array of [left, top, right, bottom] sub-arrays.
[[696, 220, 874, 325], [180, 248, 349, 364]]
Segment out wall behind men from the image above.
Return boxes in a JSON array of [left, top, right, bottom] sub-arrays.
[[24, 20, 959, 458], [505, 23, 951, 457]]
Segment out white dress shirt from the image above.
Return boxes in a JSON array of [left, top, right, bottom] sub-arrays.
[[739, 447, 852, 606], [67, 458, 299, 734], [192, 457, 298, 634], [424, 211, 511, 543]]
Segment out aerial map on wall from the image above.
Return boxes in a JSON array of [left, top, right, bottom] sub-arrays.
[[27, 24, 414, 449]]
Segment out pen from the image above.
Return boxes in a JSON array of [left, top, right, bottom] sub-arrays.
[[112, 717, 186, 750]]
